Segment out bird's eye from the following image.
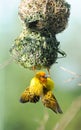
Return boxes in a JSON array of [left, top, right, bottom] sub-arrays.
[[42, 76, 45, 78]]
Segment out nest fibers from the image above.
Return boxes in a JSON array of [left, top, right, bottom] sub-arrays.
[[10, 28, 60, 69], [18, 0, 70, 34], [10, 0, 70, 70]]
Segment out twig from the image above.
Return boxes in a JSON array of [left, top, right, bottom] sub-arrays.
[[0, 58, 12, 69], [64, 75, 80, 83], [37, 110, 49, 130], [60, 66, 81, 83], [60, 66, 81, 76], [53, 95, 81, 130]]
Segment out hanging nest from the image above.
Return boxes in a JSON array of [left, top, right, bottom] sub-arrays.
[[18, 0, 70, 34], [10, 28, 63, 70], [10, 0, 70, 70]]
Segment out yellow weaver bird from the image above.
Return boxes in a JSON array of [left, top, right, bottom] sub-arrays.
[[20, 71, 63, 114]]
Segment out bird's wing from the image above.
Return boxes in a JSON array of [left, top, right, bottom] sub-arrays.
[[20, 87, 40, 103], [41, 91, 63, 114]]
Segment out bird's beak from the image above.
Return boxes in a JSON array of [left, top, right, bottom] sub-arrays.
[[45, 74, 50, 78]]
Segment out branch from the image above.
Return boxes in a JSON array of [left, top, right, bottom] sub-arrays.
[[53, 95, 81, 130], [37, 110, 49, 130], [60, 66, 81, 83], [60, 66, 80, 76], [0, 58, 12, 69]]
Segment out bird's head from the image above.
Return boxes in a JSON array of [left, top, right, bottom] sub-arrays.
[[35, 71, 50, 83]]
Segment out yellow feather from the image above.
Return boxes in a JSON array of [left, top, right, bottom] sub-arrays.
[[46, 78, 54, 91], [29, 77, 43, 96]]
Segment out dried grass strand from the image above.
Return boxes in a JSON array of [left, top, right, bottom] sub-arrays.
[[37, 110, 49, 130], [0, 58, 12, 69], [53, 95, 81, 130], [60, 66, 81, 83]]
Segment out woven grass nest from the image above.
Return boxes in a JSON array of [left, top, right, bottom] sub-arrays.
[[10, 28, 61, 69], [18, 0, 70, 34], [10, 0, 70, 70]]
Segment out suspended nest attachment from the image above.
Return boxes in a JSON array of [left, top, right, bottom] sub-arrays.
[[10, 28, 65, 70], [19, 0, 70, 34]]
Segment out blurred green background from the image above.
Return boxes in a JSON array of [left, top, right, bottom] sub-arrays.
[[0, 0, 81, 130]]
